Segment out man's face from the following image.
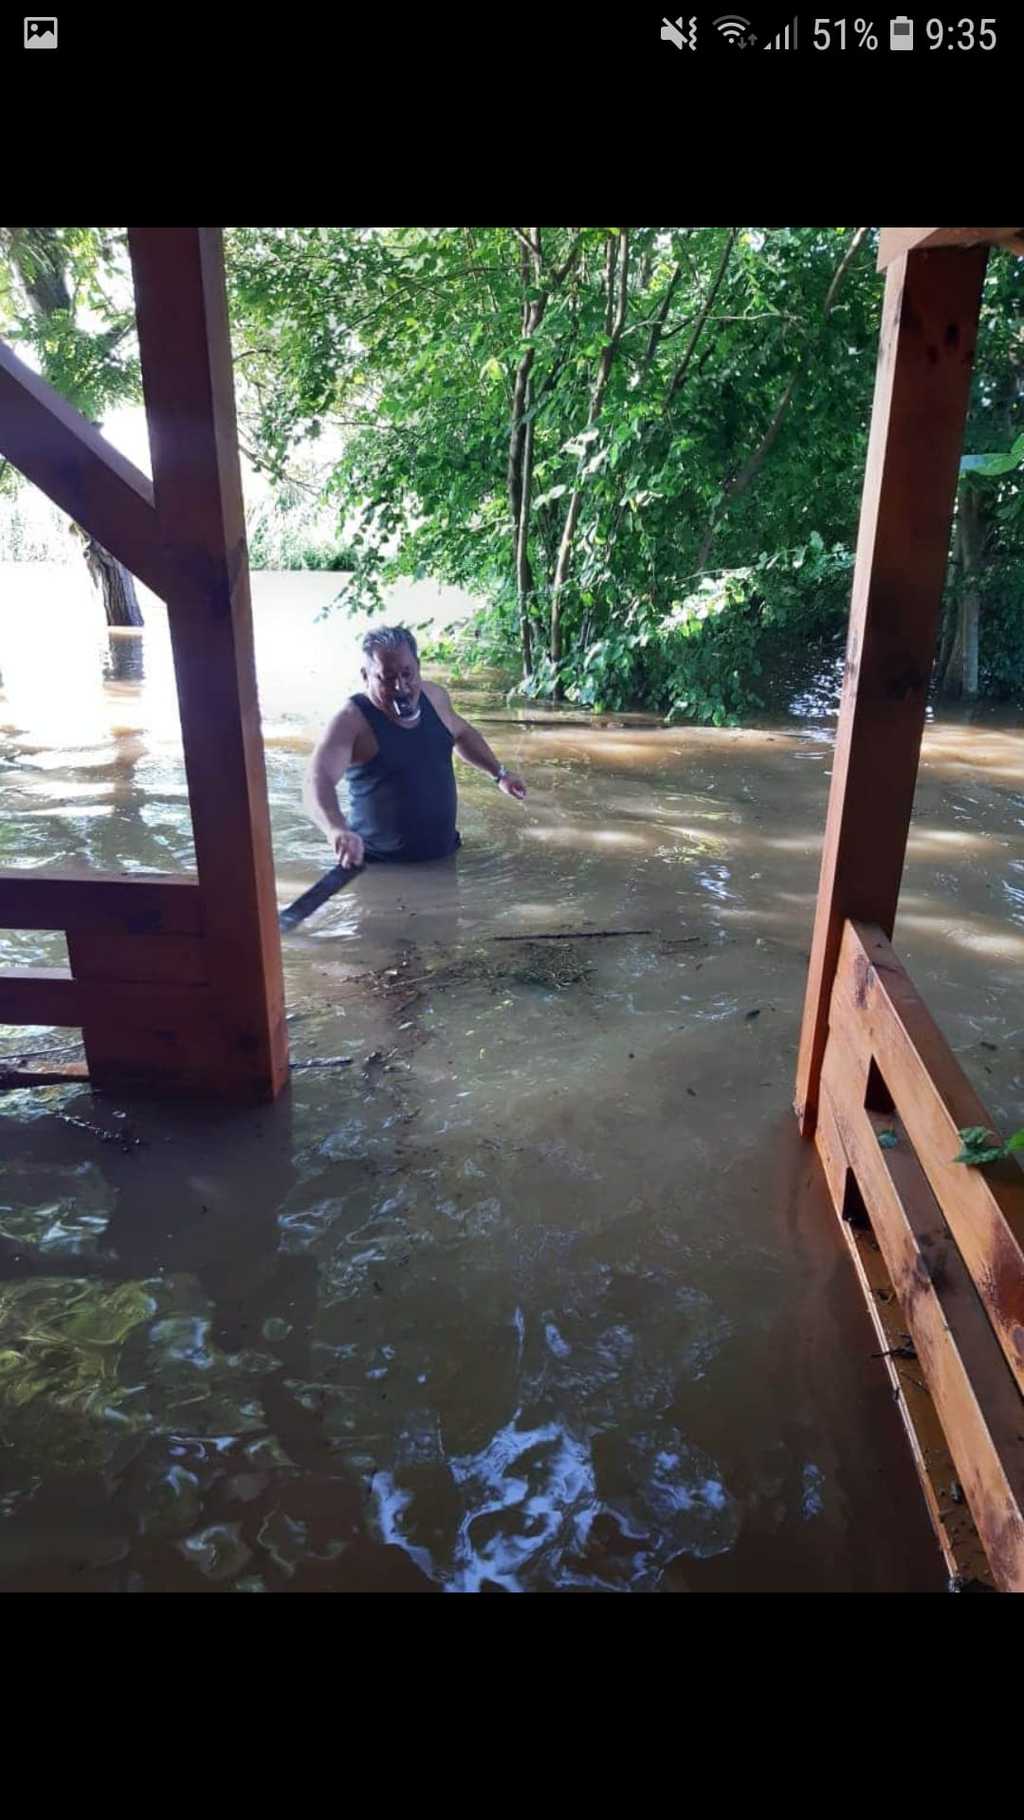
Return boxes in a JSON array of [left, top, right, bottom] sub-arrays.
[[363, 644, 421, 722]]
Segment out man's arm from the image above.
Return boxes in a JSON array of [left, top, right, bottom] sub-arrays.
[[303, 706, 366, 866], [423, 682, 527, 799]]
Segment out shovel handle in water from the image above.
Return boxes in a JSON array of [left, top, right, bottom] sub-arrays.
[[279, 862, 365, 932]]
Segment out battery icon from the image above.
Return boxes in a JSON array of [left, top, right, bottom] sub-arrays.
[[890, 16, 914, 49]]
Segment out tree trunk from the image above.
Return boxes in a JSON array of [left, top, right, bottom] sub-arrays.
[[514, 409, 535, 675], [550, 230, 631, 674], [81, 536, 145, 627], [939, 481, 983, 699]]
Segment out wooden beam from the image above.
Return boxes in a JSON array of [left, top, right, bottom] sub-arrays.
[[0, 341, 169, 600], [0, 870, 202, 933], [67, 931, 207, 984], [830, 920, 1024, 1396], [820, 1035, 1024, 1593], [794, 246, 987, 1136], [878, 227, 1024, 270], [0, 966, 211, 1029], [128, 227, 288, 1101]]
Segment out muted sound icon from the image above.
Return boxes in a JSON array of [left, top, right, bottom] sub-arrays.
[[661, 17, 698, 49], [763, 16, 798, 49]]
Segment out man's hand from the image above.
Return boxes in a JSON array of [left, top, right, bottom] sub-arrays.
[[332, 829, 365, 868], [498, 772, 527, 801]]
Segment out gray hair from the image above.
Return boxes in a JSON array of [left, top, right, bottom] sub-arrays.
[[361, 624, 419, 665]]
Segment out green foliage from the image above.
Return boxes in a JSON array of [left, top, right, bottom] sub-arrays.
[[5, 225, 1023, 720], [247, 515, 356, 571], [955, 1124, 1024, 1166], [227, 226, 882, 718], [0, 227, 140, 421]]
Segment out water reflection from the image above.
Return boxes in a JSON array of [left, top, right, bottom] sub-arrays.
[[103, 632, 145, 685]]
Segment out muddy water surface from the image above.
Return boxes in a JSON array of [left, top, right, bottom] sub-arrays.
[[2, 568, 1021, 1592]]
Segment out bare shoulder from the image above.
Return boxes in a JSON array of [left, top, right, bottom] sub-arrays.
[[422, 679, 463, 731], [313, 698, 376, 768]]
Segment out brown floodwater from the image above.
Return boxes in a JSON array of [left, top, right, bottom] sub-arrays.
[[1, 567, 1022, 1593]]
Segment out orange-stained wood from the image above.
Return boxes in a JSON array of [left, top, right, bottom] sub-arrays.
[[794, 246, 987, 1137], [830, 920, 1024, 1394], [0, 967, 211, 1030], [817, 1086, 995, 1588], [0, 870, 202, 934], [0, 342, 169, 600], [67, 930, 207, 985], [878, 227, 1024, 270], [128, 227, 288, 1100], [820, 1033, 1024, 1593]]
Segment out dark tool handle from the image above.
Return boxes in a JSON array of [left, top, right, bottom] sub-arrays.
[[279, 862, 365, 931]]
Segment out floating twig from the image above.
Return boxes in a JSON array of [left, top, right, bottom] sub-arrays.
[[492, 929, 652, 943]]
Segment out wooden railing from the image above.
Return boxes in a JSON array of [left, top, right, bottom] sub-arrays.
[[815, 919, 1024, 1591], [0, 868, 224, 1095]]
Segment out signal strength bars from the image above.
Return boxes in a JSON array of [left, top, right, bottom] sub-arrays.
[[764, 16, 798, 49]]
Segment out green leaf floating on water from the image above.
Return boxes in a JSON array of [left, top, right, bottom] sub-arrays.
[[954, 1125, 1013, 1166]]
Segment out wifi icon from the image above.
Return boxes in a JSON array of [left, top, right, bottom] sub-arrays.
[[714, 14, 753, 41]]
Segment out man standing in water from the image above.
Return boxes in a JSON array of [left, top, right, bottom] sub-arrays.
[[304, 625, 527, 866]]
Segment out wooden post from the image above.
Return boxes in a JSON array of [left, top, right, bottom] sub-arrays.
[[795, 247, 987, 1136], [124, 228, 288, 1101]]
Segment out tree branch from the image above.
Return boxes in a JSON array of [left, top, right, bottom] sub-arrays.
[[665, 227, 739, 408], [552, 230, 585, 286], [696, 226, 870, 569]]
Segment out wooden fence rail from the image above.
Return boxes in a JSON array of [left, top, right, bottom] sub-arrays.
[[816, 918, 1024, 1591]]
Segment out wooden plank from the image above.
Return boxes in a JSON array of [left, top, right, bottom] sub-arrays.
[[813, 1074, 850, 1218], [0, 967, 211, 1030], [821, 1035, 1024, 1592], [831, 920, 1024, 1394], [129, 227, 288, 1101], [0, 341, 170, 601], [822, 1087, 994, 1587], [878, 228, 1024, 270], [0, 870, 202, 934], [67, 930, 207, 985], [818, 1042, 994, 1583], [794, 245, 987, 1136]]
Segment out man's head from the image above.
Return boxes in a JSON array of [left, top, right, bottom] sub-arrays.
[[361, 625, 421, 723]]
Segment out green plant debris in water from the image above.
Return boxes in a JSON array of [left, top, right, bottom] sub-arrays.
[[954, 1123, 1024, 1167]]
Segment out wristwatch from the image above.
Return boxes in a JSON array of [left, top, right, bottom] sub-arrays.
[[494, 764, 509, 786]]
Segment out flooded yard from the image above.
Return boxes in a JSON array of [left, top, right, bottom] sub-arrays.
[[2, 566, 1021, 1592]]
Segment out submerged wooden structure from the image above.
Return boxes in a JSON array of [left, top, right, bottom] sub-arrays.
[[0, 229, 288, 1100], [796, 227, 1024, 1591]]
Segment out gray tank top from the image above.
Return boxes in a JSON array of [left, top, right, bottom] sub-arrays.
[[343, 691, 460, 861]]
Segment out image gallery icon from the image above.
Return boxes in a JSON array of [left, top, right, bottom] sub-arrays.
[[661, 17, 698, 50], [24, 16, 58, 46]]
